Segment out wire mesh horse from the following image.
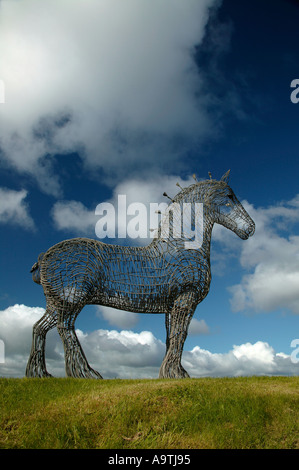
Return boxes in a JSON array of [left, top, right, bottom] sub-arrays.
[[26, 170, 255, 379]]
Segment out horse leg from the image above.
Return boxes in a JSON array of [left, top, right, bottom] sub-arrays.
[[25, 304, 57, 378], [165, 312, 171, 353], [57, 307, 102, 379], [159, 291, 196, 379]]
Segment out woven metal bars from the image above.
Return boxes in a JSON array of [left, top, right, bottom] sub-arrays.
[[26, 171, 255, 379]]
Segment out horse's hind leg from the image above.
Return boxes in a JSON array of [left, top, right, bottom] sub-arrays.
[[159, 291, 196, 379], [57, 307, 102, 379], [26, 304, 57, 378]]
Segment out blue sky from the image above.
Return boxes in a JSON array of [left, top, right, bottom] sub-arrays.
[[0, 0, 299, 378]]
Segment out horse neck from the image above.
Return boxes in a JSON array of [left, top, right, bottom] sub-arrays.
[[151, 183, 215, 258]]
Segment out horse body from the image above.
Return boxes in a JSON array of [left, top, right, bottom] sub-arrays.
[[26, 171, 254, 379], [39, 236, 212, 314]]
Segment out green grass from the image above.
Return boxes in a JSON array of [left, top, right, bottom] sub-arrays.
[[0, 376, 298, 449]]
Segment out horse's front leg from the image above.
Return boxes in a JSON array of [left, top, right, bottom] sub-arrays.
[[26, 304, 57, 378], [159, 291, 196, 379]]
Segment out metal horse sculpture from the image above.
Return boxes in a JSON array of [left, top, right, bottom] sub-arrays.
[[26, 171, 255, 379]]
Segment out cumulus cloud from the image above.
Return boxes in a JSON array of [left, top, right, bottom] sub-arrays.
[[97, 306, 139, 329], [77, 328, 165, 378], [0, 187, 35, 229], [188, 318, 210, 335], [0, 304, 62, 377], [51, 200, 97, 234], [0, 304, 297, 378], [183, 341, 299, 377], [228, 197, 299, 314], [0, 0, 219, 195]]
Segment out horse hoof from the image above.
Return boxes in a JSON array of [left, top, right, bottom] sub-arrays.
[[159, 364, 190, 379]]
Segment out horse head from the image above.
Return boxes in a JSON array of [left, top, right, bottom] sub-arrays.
[[207, 170, 255, 240]]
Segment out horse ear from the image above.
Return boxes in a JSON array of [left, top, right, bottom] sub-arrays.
[[220, 169, 230, 183]]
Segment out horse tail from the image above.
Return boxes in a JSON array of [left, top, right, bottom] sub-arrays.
[[30, 252, 45, 285]]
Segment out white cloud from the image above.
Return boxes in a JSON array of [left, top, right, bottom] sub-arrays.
[[0, 304, 44, 354], [0, 304, 62, 377], [51, 200, 97, 234], [77, 328, 164, 378], [228, 197, 299, 314], [183, 341, 298, 377], [189, 318, 210, 335], [0, 0, 219, 194], [0, 187, 35, 229], [97, 306, 139, 329], [0, 304, 297, 378]]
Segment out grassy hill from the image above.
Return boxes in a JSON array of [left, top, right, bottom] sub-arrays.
[[0, 376, 298, 449]]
